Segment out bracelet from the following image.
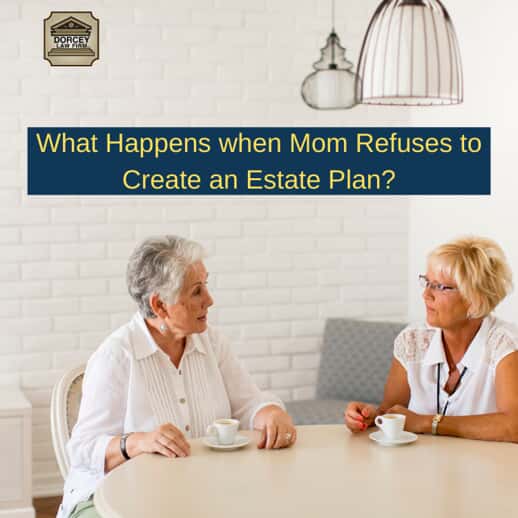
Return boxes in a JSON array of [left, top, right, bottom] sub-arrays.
[[120, 433, 132, 460]]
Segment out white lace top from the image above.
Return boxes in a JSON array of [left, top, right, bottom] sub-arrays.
[[394, 315, 518, 416]]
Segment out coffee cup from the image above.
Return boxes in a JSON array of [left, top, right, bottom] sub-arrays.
[[374, 414, 406, 441], [206, 418, 239, 445]]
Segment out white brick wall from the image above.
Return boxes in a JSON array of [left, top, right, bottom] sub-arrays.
[[1, 0, 411, 497]]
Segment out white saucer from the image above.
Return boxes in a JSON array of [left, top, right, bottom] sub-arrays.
[[202, 434, 250, 451], [369, 430, 418, 447]]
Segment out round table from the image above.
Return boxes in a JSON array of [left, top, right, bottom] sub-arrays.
[[94, 425, 518, 518]]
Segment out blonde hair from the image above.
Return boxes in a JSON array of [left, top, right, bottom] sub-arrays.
[[428, 236, 513, 319]]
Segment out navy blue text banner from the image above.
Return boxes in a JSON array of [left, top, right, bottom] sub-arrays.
[[27, 127, 491, 195]]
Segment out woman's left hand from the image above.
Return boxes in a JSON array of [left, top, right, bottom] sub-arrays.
[[384, 404, 431, 434], [253, 405, 297, 449]]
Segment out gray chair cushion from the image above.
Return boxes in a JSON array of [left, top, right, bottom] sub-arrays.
[[286, 400, 347, 426], [316, 318, 406, 403]]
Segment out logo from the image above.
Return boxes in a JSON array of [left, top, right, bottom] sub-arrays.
[[44, 11, 99, 66]]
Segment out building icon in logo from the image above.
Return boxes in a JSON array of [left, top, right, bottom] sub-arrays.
[[44, 11, 99, 66]]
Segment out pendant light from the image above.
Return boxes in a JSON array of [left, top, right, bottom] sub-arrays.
[[356, 0, 463, 106], [301, 0, 358, 110]]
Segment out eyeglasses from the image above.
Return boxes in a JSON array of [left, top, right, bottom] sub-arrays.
[[418, 275, 458, 293]]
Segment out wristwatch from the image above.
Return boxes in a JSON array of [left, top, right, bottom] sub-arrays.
[[431, 414, 443, 435], [120, 432, 132, 460]]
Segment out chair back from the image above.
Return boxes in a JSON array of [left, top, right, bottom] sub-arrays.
[[50, 364, 86, 480], [316, 319, 406, 403]]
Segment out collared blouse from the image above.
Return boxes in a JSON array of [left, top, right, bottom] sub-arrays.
[[394, 315, 518, 416], [58, 313, 284, 518]]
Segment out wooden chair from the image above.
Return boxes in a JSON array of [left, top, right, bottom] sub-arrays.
[[50, 365, 86, 480]]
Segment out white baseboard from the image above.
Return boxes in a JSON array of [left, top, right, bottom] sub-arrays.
[[32, 479, 63, 498], [0, 507, 35, 518]]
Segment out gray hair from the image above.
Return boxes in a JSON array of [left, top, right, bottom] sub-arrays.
[[126, 235, 206, 318]]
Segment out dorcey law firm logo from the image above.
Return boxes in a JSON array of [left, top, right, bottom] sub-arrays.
[[44, 11, 99, 66]]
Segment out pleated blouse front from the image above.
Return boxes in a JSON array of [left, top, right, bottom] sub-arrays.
[[59, 313, 283, 518]]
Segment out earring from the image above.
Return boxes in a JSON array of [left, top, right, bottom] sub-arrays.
[[159, 322, 167, 334]]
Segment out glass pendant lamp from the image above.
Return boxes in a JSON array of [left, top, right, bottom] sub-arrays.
[[301, 0, 358, 110], [356, 0, 463, 105]]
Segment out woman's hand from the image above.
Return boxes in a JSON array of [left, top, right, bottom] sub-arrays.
[[344, 401, 378, 432], [384, 405, 431, 434], [253, 405, 297, 449], [129, 423, 191, 458]]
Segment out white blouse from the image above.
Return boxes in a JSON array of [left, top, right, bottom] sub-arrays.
[[394, 315, 518, 416], [58, 313, 283, 518]]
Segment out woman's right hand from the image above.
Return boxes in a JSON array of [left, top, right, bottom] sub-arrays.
[[344, 402, 378, 433], [130, 423, 191, 458]]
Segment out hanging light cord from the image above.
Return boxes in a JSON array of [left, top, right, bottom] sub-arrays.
[[330, 0, 336, 67]]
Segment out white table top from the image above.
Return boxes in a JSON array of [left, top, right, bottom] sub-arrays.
[[94, 425, 518, 518]]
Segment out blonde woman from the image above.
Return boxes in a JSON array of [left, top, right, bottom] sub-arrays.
[[345, 236, 518, 442]]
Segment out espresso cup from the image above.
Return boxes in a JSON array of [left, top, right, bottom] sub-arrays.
[[374, 414, 406, 441], [206, 418, 239, 445]]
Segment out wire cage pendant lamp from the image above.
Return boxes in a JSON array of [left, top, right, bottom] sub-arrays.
[[356, 0, 463, 106], [301, 0, 358, 110]]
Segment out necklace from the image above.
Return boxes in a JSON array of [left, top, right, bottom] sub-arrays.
[[436, 364, 467, 416]]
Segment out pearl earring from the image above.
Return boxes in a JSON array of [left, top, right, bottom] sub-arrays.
[[159, 322, 167, 333]]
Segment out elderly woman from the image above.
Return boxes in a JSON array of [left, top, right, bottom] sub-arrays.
[[345, 236, 518, 442], [58, 236, 296, 518]]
